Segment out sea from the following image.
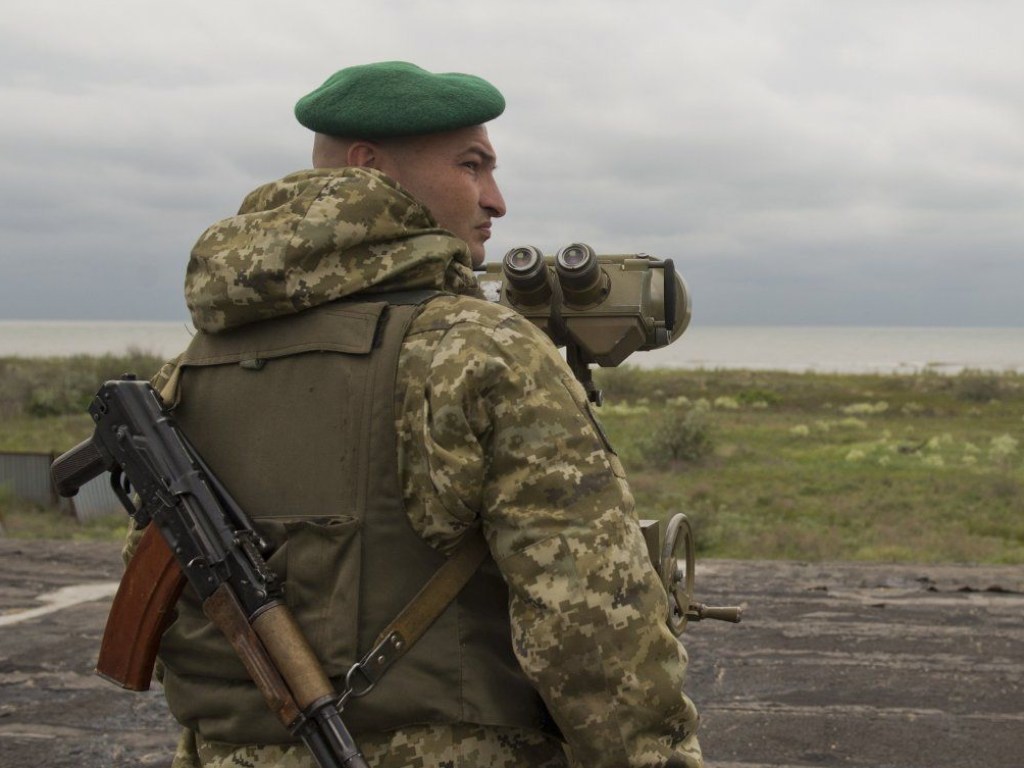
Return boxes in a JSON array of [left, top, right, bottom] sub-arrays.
[[0, 321, 1022, 375]]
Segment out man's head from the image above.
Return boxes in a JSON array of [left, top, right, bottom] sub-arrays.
[[310, 127, 504, 266], [295, 62, 507, 265]]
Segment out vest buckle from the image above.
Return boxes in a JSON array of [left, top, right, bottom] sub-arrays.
[[338, 630, 405, 706]]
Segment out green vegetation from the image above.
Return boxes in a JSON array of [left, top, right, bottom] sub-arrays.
[[1, 354, 1022, 563], [0, 352, 164, 541], [594, 367, 1024, 564], [0, 485, 127, 541], [0, 350, 165, 421]]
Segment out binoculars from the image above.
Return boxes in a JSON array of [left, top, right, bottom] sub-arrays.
[[479, 243, 691, 404]]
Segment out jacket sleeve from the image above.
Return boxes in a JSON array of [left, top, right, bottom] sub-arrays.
[[400, 307, 703, 768]]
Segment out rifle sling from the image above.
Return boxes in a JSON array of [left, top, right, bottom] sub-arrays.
[[341, 527, 489, 703]]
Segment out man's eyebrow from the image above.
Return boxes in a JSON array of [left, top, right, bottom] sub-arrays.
[[459, 144, 498, 166]]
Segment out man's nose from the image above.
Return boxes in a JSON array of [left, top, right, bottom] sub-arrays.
[[482, 176, 507, 218]]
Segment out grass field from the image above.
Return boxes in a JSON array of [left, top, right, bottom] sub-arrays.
[[2, 355, 1021, 563], [594, 367, 1023, 563]]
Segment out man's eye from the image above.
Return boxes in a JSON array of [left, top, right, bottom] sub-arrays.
[[462, 161, 480, 171]]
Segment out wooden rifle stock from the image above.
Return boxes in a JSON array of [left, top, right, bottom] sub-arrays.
[[94, 524, 331, 713], [96, 525, 186, 690]]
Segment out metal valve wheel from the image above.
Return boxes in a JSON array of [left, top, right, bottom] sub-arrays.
[[659, 511, 743, 636], [659, 512, 696, 636]]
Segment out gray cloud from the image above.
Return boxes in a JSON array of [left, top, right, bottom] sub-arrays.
[[2, 0, 1022, 325]]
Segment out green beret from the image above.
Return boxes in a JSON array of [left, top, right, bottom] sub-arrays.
[[294, 61, 505, 138]]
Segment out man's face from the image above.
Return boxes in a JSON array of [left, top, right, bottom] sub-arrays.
[[374, 125, 505, 266]]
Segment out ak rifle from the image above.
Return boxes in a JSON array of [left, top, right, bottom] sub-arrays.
[[51, 377, 367, 768]]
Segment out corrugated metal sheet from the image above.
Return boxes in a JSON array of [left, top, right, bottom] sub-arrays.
[[68, 473, 123, 522], [0, 451, 122, 523], [0, 452, 57, 506]]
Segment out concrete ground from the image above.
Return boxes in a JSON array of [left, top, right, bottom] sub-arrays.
[[0, 539, 1021, 767]]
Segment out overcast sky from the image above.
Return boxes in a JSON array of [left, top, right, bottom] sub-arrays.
[[2, 0, 1022, 326]]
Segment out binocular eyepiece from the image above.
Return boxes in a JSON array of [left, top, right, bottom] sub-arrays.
[[502, 246, 549, 301], [503, 243, 610, 307]]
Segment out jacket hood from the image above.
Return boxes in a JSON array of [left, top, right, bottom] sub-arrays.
[[186, 167, 482, 332]]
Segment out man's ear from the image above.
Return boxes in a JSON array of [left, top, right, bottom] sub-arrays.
[[346, 141, 379, 168]]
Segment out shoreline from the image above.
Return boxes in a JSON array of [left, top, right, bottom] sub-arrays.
[[4, 354, 1023, 377], [2, 322, 1023, 374]]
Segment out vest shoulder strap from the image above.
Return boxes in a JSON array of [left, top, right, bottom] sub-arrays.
[[341, 527, 489, 702]]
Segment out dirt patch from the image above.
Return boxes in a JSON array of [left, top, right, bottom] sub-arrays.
[[0, 540, 176, 767], [1, 540, 1021, 767]]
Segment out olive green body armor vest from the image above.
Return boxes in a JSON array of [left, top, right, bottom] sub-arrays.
[[157, 295, 553, 744]]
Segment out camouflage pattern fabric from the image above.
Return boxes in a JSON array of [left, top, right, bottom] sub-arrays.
[[396, 298, 702, 767], [173, 725, 568, 768], [147, 167, 702, 767], [186, 167, 483, 334]]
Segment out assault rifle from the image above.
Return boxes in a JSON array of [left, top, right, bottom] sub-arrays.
[[51, 378, 368, 768]]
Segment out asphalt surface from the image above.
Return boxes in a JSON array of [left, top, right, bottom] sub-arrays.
[[0, 539, 1021, 767]]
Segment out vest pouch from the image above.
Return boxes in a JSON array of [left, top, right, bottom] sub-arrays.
[[279, 516, 361, 675]]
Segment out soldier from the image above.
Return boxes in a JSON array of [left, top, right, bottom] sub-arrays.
[[144, 61, 703, 767]]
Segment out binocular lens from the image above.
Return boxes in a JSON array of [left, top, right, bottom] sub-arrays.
[[557, 245, 592, 271], [555, 243, 602, 298], [502, 246, 551, 302], [505, 247, 542, 273]]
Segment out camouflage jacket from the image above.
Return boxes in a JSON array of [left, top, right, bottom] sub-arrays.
[[158, 167, 702, 768]]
